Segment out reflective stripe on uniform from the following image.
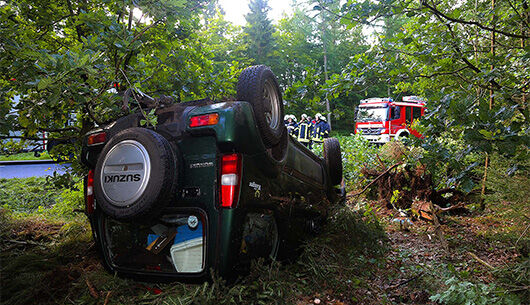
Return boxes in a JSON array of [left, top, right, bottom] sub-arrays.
[[312, 126, 323, 143], [297, 123, 310, 143]]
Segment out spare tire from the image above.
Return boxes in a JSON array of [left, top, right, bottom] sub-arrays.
[[237, 65, 285, 147], [94, 127, 177, 220], [323, 138, 343, 186]]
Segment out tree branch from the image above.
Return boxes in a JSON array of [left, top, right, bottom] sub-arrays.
[[421, 0, 530, 39]]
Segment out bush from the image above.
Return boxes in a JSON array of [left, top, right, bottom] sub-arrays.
[[334, 134, 379, 188], [0, 177, 83, 219], [0, 177, 59, 213], [430, 276, 521, 305]]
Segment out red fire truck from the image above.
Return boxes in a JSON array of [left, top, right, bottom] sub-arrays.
[[354, 96, 426, 144]]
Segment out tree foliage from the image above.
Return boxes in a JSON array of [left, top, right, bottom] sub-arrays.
[[0, 0, 241, 150], [243, 0, 276, 66]]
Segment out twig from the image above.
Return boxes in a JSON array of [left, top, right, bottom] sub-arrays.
[[515, 222, 530, 247], [5, 239, 47, 246], [434, 202, 466, 213], [467, 251, 495, 270], [85, 278, 99, 298], [388, 272, 424, 289], [103, 291, 112, 305], [348, 162, 403, 198], [430, 201, 449, 252], [376, 154, 386, 170]]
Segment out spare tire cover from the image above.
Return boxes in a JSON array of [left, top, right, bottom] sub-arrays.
[[94, 127, 177, 220]]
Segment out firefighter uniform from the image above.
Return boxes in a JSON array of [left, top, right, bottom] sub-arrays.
[[295, 119, 312, 148], [312, 114, 330, 145]]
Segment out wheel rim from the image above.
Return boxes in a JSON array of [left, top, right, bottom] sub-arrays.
[[263, 79, 280, 130]]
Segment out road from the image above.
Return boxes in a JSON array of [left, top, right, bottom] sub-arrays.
[[0, 160, 70, 179]]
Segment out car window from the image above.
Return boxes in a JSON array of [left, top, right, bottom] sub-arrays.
[[391, 106, 400, 120], [406, 107, 412, 124], [413, 107, 421, 120]]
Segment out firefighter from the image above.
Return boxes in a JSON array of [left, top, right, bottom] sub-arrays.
[[286, 115, 298, 136], [312, 113, 330, 146], [295, 114, 312, 148]]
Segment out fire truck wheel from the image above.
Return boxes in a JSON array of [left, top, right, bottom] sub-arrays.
[[323, 138, 343, 186], [237, 65, 285, 148], [396, 130, 410, 140], [94, 127, 178, 221]]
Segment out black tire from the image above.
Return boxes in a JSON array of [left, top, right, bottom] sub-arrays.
[[323, 138, 343, 186], [94, 127, 178, 220], [237, 65, 285, 147]]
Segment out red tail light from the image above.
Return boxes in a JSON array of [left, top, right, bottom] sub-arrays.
[[86, 170, 95, 214], [87, 132, 107, 146], [219, 153, 242, 208], [190, 113, 219, 128]]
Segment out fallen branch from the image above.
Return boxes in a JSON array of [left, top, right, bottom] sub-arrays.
[[103, 291, 112, 305], [467, 252, 495, 270], [435, 202, 466, 213], [430, 202, 449, 252], [515, 222, 530, 247], [388, 272, 424, 289], [85, 278, 99, 299], [348, 162, 403, 198], [6, 239, 47, 246]]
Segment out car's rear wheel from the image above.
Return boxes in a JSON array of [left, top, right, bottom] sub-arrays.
[[94, 127, 178, 220], [323, 138, 343, 186], [237, 65, 285, 148]]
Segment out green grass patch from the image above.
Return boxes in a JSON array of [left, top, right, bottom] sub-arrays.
[[0, 177, 83, 219], [0, 151, 51, 161]]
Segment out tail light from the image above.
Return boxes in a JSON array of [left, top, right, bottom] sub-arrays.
[[219, 153, 242, 208], [86, 170, 95, 214], [190, 113, 219, 128], [87, 132, 107, 146]]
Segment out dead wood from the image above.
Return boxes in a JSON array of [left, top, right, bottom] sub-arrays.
[[85, 278, 99, 299], [349, 162, 403, 198], [430, 201, 449, 252], [468, 251, 495, 270], [388, 272, 424, 289]]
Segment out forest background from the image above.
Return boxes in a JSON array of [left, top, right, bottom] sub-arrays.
[[0, 0, 528, 304]]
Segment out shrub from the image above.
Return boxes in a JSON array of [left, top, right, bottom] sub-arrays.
[[430, 276, 521, 305]]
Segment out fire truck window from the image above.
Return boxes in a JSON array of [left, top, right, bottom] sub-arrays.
[[391, 106, 400, 119], [413, 107, 421, 119], [406, 107, 412, 124]]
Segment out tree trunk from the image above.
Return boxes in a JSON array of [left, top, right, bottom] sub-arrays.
[[321, 13, 331, 129], [481, 0, 496, 210]]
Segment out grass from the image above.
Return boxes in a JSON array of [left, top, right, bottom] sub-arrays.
[[0, 201, 389, 304], [0, 142, 528, 304], [0, 151, 51, 161]]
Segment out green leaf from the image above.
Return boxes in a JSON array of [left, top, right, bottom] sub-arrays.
[[37, 78, 52, 90]]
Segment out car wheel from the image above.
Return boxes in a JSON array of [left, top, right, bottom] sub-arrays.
[[323, 138, 343, 186], [241, 211, 280, 261], [94, 127, 178, 220], [237, 65, 285, 148]]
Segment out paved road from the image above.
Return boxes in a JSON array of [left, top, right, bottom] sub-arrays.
[[0, 160, 70, 179]]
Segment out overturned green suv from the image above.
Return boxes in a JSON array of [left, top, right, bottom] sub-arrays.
[[81, 65, 344, 281]]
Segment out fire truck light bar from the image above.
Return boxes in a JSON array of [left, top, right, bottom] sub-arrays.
[[402, 96, 425, 103], [360, 97, 393, 103]]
